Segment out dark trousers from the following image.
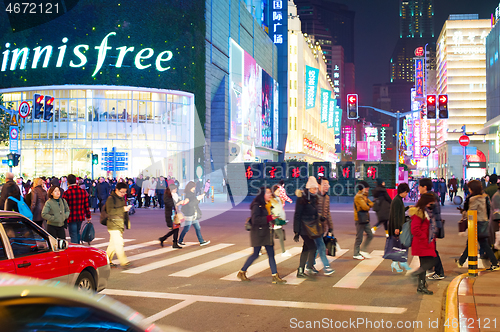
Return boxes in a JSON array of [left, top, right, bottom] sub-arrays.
[[47, 224, 66, 239], [242, 246, 277, 274], [137, 195, 143, 208], [440, 193, 446, 206], [299, 235, 317, 270], [160, 228, 179, 243], [98, 197, 107, 212], [375, 219, 388, 230], [157, 193, 164, 208], [145, 195, 151, 207], [450, 191, 456, 201], [459, 238, 498, 266], [432, 248, 444, 276], [416, 256, 437, 282]]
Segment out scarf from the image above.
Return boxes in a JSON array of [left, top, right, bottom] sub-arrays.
[[425, 205, 438, 243]]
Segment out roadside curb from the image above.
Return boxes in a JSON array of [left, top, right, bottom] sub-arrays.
[[444, 273, 468, 332]]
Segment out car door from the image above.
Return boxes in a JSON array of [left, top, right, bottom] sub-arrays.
[[2, 218, 69, 282], [0, 224, 15, 274]]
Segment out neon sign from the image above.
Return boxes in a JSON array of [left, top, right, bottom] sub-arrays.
[[415, 59, 424, 97], [1, 32, 174, 76], [245, 166, 254, 179]]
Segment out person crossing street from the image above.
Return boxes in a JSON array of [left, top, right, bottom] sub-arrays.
[[63, 174, 91, 244]]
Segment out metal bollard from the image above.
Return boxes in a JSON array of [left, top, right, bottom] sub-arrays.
[[467, 210, 478, 277], [211, 186, 214, 203]]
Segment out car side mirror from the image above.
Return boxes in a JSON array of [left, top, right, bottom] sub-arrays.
[[57, 239, 68, 250]]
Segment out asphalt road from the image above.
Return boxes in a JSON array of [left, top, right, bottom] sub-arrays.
[[88, 201, 473, 332]]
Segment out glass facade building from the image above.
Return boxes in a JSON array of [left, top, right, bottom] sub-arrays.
[[2, 86, 194, 180]]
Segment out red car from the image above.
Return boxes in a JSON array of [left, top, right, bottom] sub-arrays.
[[0, 211, 110, 291]]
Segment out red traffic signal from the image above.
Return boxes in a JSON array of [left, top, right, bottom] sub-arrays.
[[426, 94, 436, 119], [43, 96, 54, 121], [347, 94, 358, 119], [438, 94, 448, 119], [33, 94, 44, 119]]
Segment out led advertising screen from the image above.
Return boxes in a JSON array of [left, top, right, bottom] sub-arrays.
[[0, 0, 205, 95]]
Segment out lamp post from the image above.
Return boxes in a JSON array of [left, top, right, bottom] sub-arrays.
[[359, 106, 413, 187]]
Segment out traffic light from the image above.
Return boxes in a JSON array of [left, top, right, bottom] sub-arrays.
[[33, 93, 44, 119], [92, 154, 98, 165], [7, 153, 13, 167], [44, 96, 54, 121], [438, 94, 448, 119], [426, 95, 436, 119], [12, 154, 19, 167], [347, 94, 358, 119]]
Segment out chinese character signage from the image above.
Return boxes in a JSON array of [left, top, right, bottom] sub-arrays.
[[333, 101, 342, 135], [264, 162, 286, 179], [337, 162, 355, 180], [305, 66, 319, 109], [244, 163, 263, 180], [327, 97, 336, 128], [413, 120, 421, 160], [321, 89, 330, 123], [420, 119, 431, 152], [272, 0, 285, 44], [287, 162, 308, 179], [366, 166, 377, 180], [312, 162, 330, 178], [333, 64, 341, 98], [415, 59, 424, 97]]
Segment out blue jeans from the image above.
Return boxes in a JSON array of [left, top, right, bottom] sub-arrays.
[[178, 218, 204, 243], [242, 246, 277, 274], [309, 236, 330, 269], [68, 220, 83, 244]]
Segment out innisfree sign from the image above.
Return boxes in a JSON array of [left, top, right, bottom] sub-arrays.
[[1, 32, 174, 77]]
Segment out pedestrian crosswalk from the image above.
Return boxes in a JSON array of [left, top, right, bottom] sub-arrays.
[[85, 237, 474, 289]]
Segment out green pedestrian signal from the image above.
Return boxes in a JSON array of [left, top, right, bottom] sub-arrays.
[[7, 153, 13, 167], [92, 154, 98, 165]]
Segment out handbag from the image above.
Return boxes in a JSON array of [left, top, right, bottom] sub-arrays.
[[174, 212, 185, 225], [400, 217, 412, 248], [245, 217, 252, 231], [357, 211, 370, 224], [458, 211, 467, 233], [383, 236, 408, 262], [302, 216, 322, 238], [323, 235, 337, 256], [436, 220, 445, 239]]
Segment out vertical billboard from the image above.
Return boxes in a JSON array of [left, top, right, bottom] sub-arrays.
[[327, 97, 336, 129], [320, 89, 330, 123], [305, 66, 319, 109], [415, 59, 424, 97]]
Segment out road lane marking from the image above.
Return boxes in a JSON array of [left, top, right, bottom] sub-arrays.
[[220, 246, 302, 281], [143, 299, 196, 325], [93, 239, 134, 248], [284, 249, 349, 285], [170, 247, 254, 277], [123, 243, 234, 274], [113, 242, 198, 264], [333, 250, 385, 289], [101, 289, 407, 318]]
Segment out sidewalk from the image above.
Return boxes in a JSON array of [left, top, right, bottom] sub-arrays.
[[445, 270, 500, 332]]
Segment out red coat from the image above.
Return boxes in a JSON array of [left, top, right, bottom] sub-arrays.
[[409, 207, 436, 257]]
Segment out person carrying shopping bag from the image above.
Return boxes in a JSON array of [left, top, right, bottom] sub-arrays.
[[178, 181, 210, 246], [386, 183, 411, 273], [237, 186, 286, 284], [159, 184, 183, 249], [293, 177, 321, 278]]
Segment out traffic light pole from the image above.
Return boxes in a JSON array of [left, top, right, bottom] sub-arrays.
[[360, 106, 413, 187]]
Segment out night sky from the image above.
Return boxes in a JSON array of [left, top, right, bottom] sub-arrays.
[[332, 0, 498, 106]]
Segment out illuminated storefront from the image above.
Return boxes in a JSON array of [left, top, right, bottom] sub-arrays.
[[285, 2, 336, 164], [436, 15, 490, 178]]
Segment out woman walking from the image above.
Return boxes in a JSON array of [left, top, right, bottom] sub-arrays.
[[455, 180, 499, 270], [271, 185, 290, 257], [372, 178, 392, 237], [30, 178, 48, 228], [178, 181, 210, 246], [159, 184, 183, 249], [236, 187, 286, 284], [409, 193, 439, 295], [148, 177, 157, 208], [41, 186, 70, 239], [387, 183, 411, 273], [293, 177, 320, 278]]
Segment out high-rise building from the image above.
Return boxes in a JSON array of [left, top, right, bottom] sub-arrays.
[[294, 0, 355, 75], [400, 0, 434, 39]]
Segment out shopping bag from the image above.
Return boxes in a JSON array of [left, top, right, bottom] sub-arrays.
[[323, 235, 337, 256], [383, 236, 408, 262], [495, 231, 500, 250]]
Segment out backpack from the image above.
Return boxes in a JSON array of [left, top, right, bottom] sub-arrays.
[[400, 216, 412, 247], [7, 196, 34, 220], [81, 221, 95, 244]]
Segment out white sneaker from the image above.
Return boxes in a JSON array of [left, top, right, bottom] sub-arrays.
[[200, 240, 211, 246], [353, 255, 365, 260], [281, 251, 292, 257], [371, 227, 376, 234], [360, 251, 371, 259]]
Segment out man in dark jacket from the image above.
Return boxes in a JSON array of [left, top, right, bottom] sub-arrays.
[[485, 174, 498, 199], [135, 174, 144, 208], [438, 178, 447, 206], [372, 178, 392, 237], [156, 176, 166, 209], [448, 176, 458, 202], [105, 182, 131, 268], [0, 172, 21, 212], [388, 183, 410, 237], [419, 178, 445, 280], [96, 177, 111, 212]]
